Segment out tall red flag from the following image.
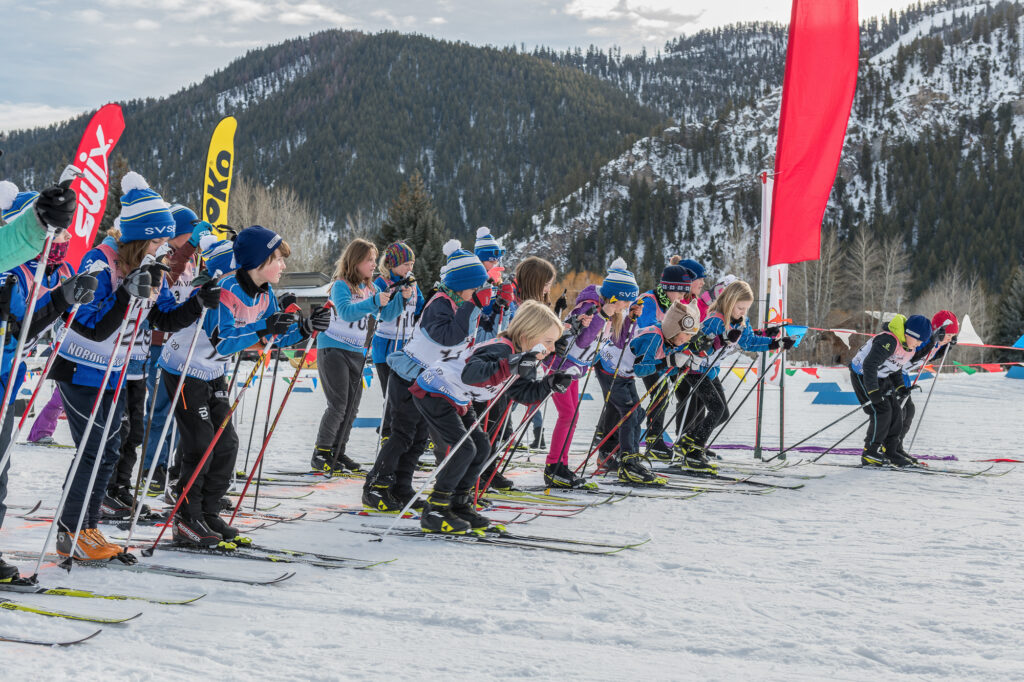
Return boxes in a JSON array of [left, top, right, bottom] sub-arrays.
[[62, 103, 125, 269], [767, 0, 858, 266]]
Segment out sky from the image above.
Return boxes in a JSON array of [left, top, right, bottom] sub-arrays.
[[1, 0, 922, 133]]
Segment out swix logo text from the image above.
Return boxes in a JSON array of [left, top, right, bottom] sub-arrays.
[[70, 124, 114, 239]]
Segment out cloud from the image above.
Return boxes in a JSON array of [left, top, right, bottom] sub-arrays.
[[0, 102, 86, 134], [74, 9, 104, 24], [564, 0, 702, 48], [133, 18, 160, 30], [428, 16, 447, 25]]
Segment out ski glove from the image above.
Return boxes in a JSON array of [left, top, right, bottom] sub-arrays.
[[554, 331, 573, 359], [262, 311, 297, 336], [553, 291, 568, 317], [471, 287, 492, 309], [34, 181, 77, 232], [895, 384, 922, 400], [763, 326, 782, 338], [686, 333, 714, 355], [197, 279, 222, 309], [143, 261, 170, 287], [509, 351, 540, 381], [188, 220, 213, 248], [669, 351, 691, 369], [768, 336, 796, 351], [498, 282, 516, 304], [725, 328, 743, 344], [545, 371, 573, 393], [278, 293, 298, 313], [300, 305, 332, 335], [867, 389, 884, 406], [123, 268, 152, 299], [57, 272, 99, 307]]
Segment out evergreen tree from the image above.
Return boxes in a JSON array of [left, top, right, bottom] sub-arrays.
[[993, 265, 1024, 363], [379, 171, 447, 285]]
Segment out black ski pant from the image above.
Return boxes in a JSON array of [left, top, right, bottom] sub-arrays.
[[0, 406, 15, 533], [314, 348, 365, 458], [109, 378, 146, 491], [850, 370, 903, 450], [642, 370, 670, 442], [415, 394, 490, 494], [166, 374, 238, 518], [57, 381, 126, 530], [900, 394, 916, 441], [674, 372, 708, 435], [684, 375, 728, 446], [367, 373, 427, 494], [595, 370, 645, 455], [374, 361, 393, 439]]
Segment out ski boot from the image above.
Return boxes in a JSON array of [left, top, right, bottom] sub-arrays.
[[451, 490, 490, 532], [887, 442, 917, 468], [0, 556, 20, 582], [594, 450, 618, 474], [676, 436, 717, 472], [861, 443, 886, 467], [56, 528, 121, 561], [391, 484, 427, 512], [147, 465, 168, 496], [644, 435, 673, 461], [481, 464, 515, 491], [530, 426, 544, 450], [311, 446, 361, 474], [543, 462, 591, 489], [205, 514, 250, 545], [101, 486, 150, 520], [163, 482, 178, 506], [420, 491, 470, 535], [361, 475, 404, 513], [617, 452, 667, 486], [172, 513, 223, 548]]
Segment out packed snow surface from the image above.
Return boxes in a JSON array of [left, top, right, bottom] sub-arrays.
[[1, 368, 1021, 680]]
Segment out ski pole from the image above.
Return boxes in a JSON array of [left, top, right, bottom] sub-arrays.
[[30, 298, 140, 579], [129, 362, 163, 522], [252, 346, 283, 512], [231, 318, 332, 523], [706, 348, 783, 448], [764, 403, 867, 462], [908, 345, 951, 451], [65, 302, 148, 569], [141, 335, 277, 556], [241, 352, 269, 473], [372, 372, 521, 540], [809, 417, 869, 462]]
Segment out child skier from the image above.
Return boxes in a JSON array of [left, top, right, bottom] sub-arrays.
[[50, 173, 210, 561], [370, 241, 424, 444], [849, 314, 932, 467], [160, 225, 324, 547], [675, 280, 792, 471], [312, 238, 409, 473]]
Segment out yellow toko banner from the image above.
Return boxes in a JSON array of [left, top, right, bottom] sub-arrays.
[[202, 116, 237, 236]]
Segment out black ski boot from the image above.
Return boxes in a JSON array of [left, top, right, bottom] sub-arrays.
[[420, 491, 471, 534], [676, 435, 717, 472], [101, 487, 150, 519], [645, 435, 673, 461], [543, 462, 589, 489], [172, 513, 223, 548], [861, 442, 886, 467], [617, 452, 667, 486], [530, 426, 544, 449], [361, 475, 403, 513], [595, 451, 618, 473], [485, 470, 516, 491], [391, 485, 427, 512], [886, 443, 916, 468], [451, 490, 490, 531], [0, 556, 20, 582], [204, 514, 248, 544], [147, 465, 167, 495], [311, 446, 360, 473]]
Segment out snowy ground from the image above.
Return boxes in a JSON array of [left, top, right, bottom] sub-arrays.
[[1, 366, 1022, 680]]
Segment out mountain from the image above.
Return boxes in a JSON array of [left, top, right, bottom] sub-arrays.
[[0, 31, 664, 239], [514, 0, 1024, 301]]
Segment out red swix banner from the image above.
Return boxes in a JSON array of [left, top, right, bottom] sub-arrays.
[[767, 0, 858, 266], [61, 103, 125, 269]]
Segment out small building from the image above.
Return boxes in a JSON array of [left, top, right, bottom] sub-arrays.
[[277, 271, 331, 313]]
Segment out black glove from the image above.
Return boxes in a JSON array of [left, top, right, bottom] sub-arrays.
[[262, 311, 296, 336], [781, 336, 796, 350], [300, 305, 331, 335], [554, 332, 572, 359], [0, 275, 15, 322], [197, 278, 221, 309], [764, 326, 782, 338], [57, 272, 99, 307], [278, 293, 298, 312], [686, 333, 713, 355], [948, 334, 958, 347], [143, 261, 170, 287], [34, 181, 77, 231], [553, 291, 568, 317], [509, 351, 539, 381], [895, 383, 921, 399], [726, 328, 742, 343], [123, 267, 152, 299], [545, 371, 573, 393], [867, 389, 884, 406]]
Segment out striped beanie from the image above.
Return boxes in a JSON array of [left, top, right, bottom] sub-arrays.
[[199, 234, 237, 278], [170, 203, 199, 238], [0, 180, 39, 224], [384, 241, 415, 269], [441, 239, 488, 291], [474, 226, 505, 262], [118, 172, 176, 242], [599, 257, 639, 302]]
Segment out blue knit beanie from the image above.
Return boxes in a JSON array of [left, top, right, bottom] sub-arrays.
[[234, 225, 283, 271], [170, 204, 199, 238], [199, 234, 237, 277], [441, 239, 488, 291], [679, 259, 706, 281], [599, 257, 640, 302], [118, 172, 176, 242], [905, 315, 932, 344], [0, 181, 38, 224], [474, 226, 505, 263]]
